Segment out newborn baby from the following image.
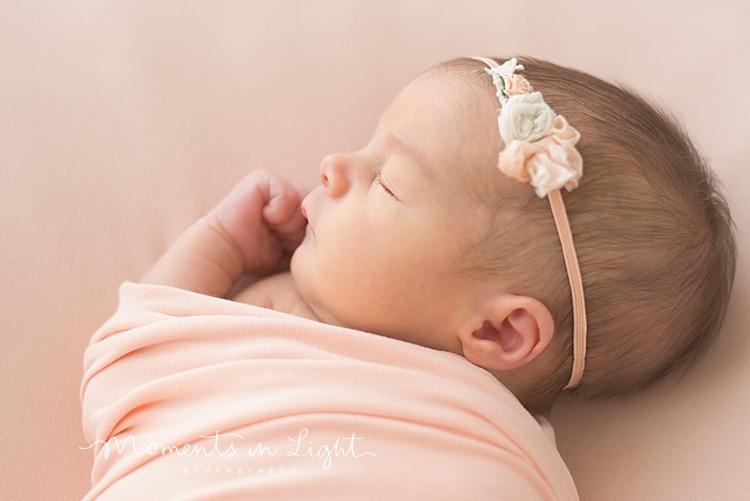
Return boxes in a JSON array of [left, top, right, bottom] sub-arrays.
[[143, 57, 735, 414], [82, 57, 734, 500]]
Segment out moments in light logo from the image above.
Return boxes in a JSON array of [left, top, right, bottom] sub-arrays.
[[80, 428, 376, 471]]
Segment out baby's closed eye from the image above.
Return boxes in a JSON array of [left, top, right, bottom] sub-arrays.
[[374, 172, 397, 198]]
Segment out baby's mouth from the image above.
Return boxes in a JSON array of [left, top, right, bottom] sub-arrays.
[[300, 205, 313, 236], [300, 192, 317, 234], [300, 191, 314, 219]]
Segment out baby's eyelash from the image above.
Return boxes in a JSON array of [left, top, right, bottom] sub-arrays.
[[374, 172, 396, 198]]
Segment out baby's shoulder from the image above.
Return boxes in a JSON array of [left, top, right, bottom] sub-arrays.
[[231, 272, 316, 319]]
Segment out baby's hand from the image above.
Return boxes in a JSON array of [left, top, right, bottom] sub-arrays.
[[141, 170, 308, 298]]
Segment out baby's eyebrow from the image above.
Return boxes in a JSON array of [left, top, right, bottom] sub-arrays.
[[384, 133, 433, 179]]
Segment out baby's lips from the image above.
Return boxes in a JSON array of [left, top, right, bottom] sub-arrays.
[[300, 194, 315, 235], [300, 186, 324, 221]]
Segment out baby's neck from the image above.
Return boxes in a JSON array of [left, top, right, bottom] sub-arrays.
[[231, 271, 321, 321]]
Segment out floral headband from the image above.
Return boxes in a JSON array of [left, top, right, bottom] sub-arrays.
[[472, 57, 587, 389]]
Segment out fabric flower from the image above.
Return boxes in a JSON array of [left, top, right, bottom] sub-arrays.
[[484, 58, 525, 104], [494, 58, 524, 79], [498, 92, 556, 144], [498, 115, 583, 198], [504, 74, 531, 96]]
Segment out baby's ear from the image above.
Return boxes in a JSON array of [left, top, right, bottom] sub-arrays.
[[458, 294, 554, 371]]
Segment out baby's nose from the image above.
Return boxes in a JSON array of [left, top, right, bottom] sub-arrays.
[[319, 153, 350, 198]]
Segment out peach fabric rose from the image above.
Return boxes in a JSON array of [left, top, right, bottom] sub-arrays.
[[504, 74, 531, 96], [498, 115, 583, 198]]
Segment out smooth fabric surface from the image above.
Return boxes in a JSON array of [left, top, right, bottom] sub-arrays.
[[80, 282, 578, 500], [2, 2, 749, 500]]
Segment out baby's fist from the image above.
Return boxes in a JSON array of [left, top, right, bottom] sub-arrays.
[[210, 170, 308, 277], [142, 170, 308, 298]]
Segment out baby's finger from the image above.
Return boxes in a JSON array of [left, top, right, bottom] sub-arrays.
[[262, 177, 309, 250], [141, 171, 284, 298], [262, 177, 308, 226], [211, 171, 286, 274]]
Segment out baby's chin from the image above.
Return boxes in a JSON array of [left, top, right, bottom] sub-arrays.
[[287, 251, 345, 329], [288, 246, 304, 291], [288, 244, 320, 312]]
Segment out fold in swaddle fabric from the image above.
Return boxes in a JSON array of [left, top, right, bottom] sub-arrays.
[[80, 282, 579, 500]]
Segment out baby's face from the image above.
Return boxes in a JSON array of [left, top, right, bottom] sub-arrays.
[[291, 68, 500, 352]]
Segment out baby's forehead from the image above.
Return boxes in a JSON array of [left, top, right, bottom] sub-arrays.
[[407, 68, 534, 201], [418, 70, 502, 160], [413, 66, 494, 104], [376, 69, 498, 179], [382, 70, 498, 146]]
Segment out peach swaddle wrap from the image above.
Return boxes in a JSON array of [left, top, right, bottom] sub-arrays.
[[80, 282, 579, 500]]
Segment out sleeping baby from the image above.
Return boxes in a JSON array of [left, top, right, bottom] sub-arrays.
[[81, 57, 735, 500]]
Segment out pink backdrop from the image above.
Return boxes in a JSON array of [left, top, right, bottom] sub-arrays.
[[2, 1, 748, 499]]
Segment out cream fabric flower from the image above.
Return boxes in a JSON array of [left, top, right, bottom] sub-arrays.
[[499, 92, 556, 144], [498, 115, 583, 198]]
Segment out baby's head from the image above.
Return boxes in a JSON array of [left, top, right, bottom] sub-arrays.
[[291, 57, 736, 412]]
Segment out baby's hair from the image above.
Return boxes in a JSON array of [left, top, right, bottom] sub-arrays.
[[442, 57, 736, 401]]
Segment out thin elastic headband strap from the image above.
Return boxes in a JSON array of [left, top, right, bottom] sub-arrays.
[[472, 57, 587, 389], [548, 190, 587, 389]]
